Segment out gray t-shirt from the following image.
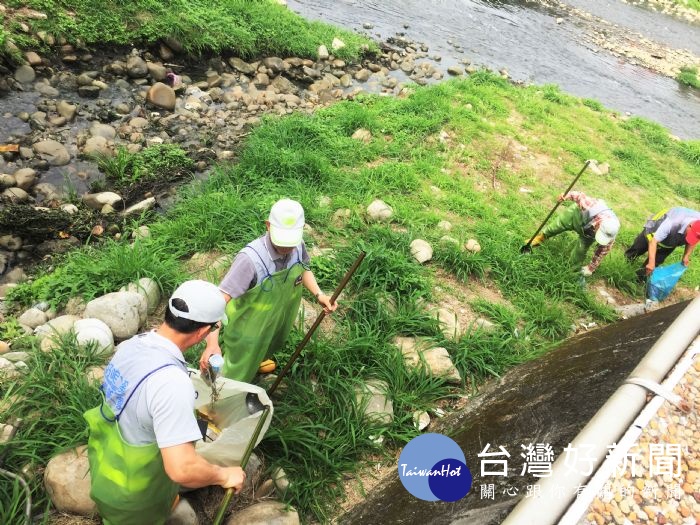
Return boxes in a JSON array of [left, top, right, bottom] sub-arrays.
[[219, 233, 310, 299], [653, 207, 700, 243], [102, 331, 203, 447]]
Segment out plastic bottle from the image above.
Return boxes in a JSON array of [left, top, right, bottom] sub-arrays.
[[208, 354, 224, 375]]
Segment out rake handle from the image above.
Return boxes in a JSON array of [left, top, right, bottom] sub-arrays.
[[212, 405, 270, 525], [522, 160, 590, 251], [267, 250, 366, 396]]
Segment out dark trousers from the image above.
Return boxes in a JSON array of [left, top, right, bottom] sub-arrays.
[[625, 232, 676, 281]]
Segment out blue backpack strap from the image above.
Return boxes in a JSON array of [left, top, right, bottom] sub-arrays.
[[100, 363, 176, 422], [241, 243, 274, 287]]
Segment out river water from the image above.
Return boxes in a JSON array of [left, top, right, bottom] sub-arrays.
[[341, 300, 690, 524], [288, 0, 700, 139]]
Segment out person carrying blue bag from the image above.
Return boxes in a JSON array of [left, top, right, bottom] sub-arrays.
[[625, 207, 700, 282], [647, 262, 688, 304]]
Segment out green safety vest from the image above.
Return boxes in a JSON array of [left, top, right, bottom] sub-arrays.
[[84, 374, 179, 524], [221, 262, 305, 383]]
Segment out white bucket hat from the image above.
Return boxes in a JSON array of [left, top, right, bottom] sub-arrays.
[[268, 199, 305, 247], [168, 280, 227, 325], [595, 216, 620, 246]]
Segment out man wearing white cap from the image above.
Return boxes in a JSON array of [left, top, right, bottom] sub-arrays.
[[527, 191, 620, 276], [84, 280, 245, 525], [201, 198, 337, 383]]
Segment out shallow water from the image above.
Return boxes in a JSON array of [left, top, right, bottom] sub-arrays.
[[289, 0, 700, 138]]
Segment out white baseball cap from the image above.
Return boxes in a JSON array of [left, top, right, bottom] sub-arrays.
[[268, 199, 305, 247], [168, 280, 227, 325], [595, 216, 620, 246]]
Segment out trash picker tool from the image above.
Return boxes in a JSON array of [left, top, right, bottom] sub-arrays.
[[520, 160, 590, 254], [267, 250, 366, 396]]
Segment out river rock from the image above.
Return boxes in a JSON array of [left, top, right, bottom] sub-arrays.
[[13, 168, 36, 190], [0, 357, 17, 378], [166, 498, 199, 525], [332, 38, 345, 51], [465, 239, 481, 253], [3, 187, 29, 202], [318, 45, 329, 60], [229, 57, 255, 75], [366, 199, 393, 222], [271, 75, 296, 94], [0, 174, 15, 189], [57, 100, 77, 121], [122, 197, 156, 217], [126, 55, 148, 78], [3, 351, 29, 363], [14, 65, 36, 83], [44, 445, 96, 516], [82, 191, 122, 210], [84, 291, 147, 339], [0, 342, 9, 355], [147, 62, 167, 82], [262, 57, 286, 74], [354, 69, 371, 82], [410, 239, 433, 264], [436, 307, 461, 339], [615, 303, 646, 319], [120, 277, 161, 314], [34, 314, 80, 342], [83, 136, 111, 156], [351, 128, 372, 143], [355, 379, 393, 424], [147, 82, 177, 111], [0, 234, 22, 251], [89, 122, 116, 140], [402, 341, 462, 384], [33, 139, 70, 166], [438, 220, 452, 231], [18, 307, 48, 329], [74, 318, 114, 356], [413, 410, 431, 431], [447, 65, 464, 76], [35, 82, 59, 97], [224, 501, 299, 525]]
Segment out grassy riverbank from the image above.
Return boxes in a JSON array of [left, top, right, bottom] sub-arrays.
[[2, 73, 699, 523], [0, 0, 375, 62]]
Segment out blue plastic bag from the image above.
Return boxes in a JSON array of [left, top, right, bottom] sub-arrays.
[[647, 262, 687, 302]]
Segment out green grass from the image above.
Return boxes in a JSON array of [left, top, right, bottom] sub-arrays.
[[0, 333, 105, 522], [4, 72, 700, 522], [677, 66, 700, 89], [1, 0, 376, 62]]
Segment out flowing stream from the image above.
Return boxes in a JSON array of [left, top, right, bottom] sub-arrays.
[[289, 0, 700, 138]]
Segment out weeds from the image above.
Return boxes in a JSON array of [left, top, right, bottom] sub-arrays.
[[677, 66, 700, 89], [92, 144, 194, 188]]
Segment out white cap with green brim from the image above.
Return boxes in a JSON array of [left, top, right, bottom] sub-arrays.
[[269, 198, 305, 247]]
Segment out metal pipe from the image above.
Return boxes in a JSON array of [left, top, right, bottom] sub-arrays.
[[502, 296, 700, 525]]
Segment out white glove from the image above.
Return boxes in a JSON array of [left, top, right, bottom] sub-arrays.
[[580, 266, 593, 277]]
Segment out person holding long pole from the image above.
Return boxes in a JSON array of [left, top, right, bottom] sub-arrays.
[[527, 191, 621, 276], [201, 199, 338, 383]]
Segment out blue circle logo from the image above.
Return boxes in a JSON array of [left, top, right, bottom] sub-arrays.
[[398, 433, 473, 501]]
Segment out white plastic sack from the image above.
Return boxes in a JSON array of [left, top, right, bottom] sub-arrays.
[[190, 369, 273, 467]]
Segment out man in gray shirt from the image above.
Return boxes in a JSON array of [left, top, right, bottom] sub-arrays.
[[85, 280, 246, 525], [200, 199, 337, 382]]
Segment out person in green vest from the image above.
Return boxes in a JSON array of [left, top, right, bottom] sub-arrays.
[[85, 280, 246, 525], [200, 199, 337, 383]]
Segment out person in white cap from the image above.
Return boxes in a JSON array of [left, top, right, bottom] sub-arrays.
[[201, 198, 337, 383], [84, 280, 246, 525], [527, 191, 620, 275]]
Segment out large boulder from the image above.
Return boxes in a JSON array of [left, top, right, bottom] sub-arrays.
[[18, 307, 48, 329], [120, 277, 161, 314], [74, 318, 114, 356], [84, 291, 147, 339], [224, 501, 299, 525], [34, 315, 81, 342], [44, 445, 96, 516]]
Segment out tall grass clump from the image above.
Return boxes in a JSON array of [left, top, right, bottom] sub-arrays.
[[7, 238, 184, 309], [677, 66, 700, 89], [0, 334, 105, 519], [92, 144, 194, 188]]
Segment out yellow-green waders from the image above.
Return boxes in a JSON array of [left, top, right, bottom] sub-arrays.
[[84, 365, 179, 525], [221, 262, 305, 383]]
